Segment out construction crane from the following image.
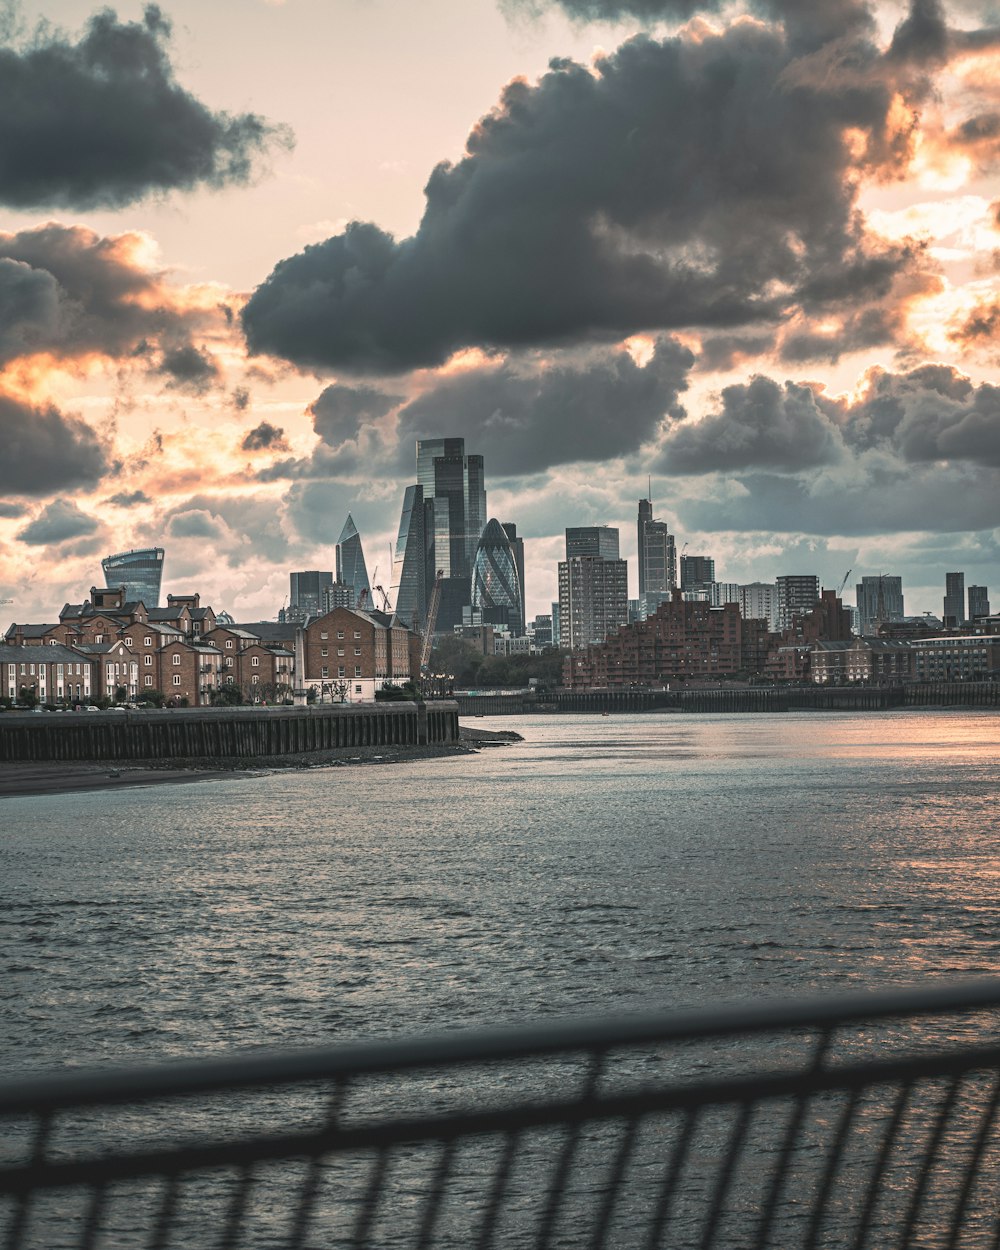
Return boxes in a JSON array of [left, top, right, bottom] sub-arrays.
[[374, 584, 392, 612], [836, 567, 853, 598], [419, 570, 444, 673]]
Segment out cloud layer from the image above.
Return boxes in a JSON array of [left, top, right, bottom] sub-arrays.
[[0, 5, 289, 210]]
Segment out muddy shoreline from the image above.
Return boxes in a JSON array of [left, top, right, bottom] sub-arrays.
[[0, 725, 522, 798]]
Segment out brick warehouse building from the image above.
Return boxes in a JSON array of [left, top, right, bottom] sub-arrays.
[[302, 607, 421, 703], [564, 592, 746, 688]]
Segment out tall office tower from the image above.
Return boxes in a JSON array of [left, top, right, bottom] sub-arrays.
[[471, 520, 523, 634], [336, 515, 371, 608], [501, 523, 526, 632], [680, 555, 716, 594], [776, 574, 820, 631], [416, 437, 487, 578], [289, 570, 334, 616], [101, 547, 165, 607], [855, 575, 904, 636], [943, 572, 965, 628], [740, 582, 779, 631], [565, 526, 620, 560], [969, 585, 991, 621], [637, 500, 677, 619], [558, 555, 629, 649], [390, 485, 428, 630]]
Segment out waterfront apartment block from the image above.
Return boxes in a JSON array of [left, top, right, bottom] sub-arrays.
[[564, 593, 743, 687], [911, 635, 1000, 681], [776, 575, 821, 631]]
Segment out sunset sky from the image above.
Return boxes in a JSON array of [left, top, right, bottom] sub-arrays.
[[1, 0, 999, 623]]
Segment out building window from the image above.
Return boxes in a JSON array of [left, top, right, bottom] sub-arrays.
[[355, 685, 362, 694], [355, 665, 361, 678], [251, 674, 259, 683], [338, 666, 345, 678], [95, 635, 104, 643], [353, 631, 361, 639], [251, 656, 260, 667], [321, 648, 328, 656], [172, 654, 181, 665], [337, 648, 345, 657], [172, 675, 181, 686], [145, 675, 153, 687], [144, 637, 152, 646], [225, 639, 233, 649], [354, 648, 361, 656], [225, 657, 233, 667], [124, 637, 132, 648], [321, 666, 329, 678], [144, 655, 152, 666], [337, 631, 344, 639]]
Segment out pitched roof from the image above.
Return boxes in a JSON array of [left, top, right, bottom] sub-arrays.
[[0, 643, 95, 665]]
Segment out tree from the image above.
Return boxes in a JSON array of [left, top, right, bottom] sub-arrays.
[[138, 688, 166, 707], [211, 681, 246, 707]]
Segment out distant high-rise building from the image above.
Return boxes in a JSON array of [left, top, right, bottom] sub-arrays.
[[740, 583, 779, 632], [416, 437, 486, 579], [944, 572, 965, 628], [501, 523, 526, 632], [321, 581, 354, 613], [471, 519, 523, 634], [566, 526, 620, 561], [856, 575, 904, 636], [390, 484, 428, 630], [551, 600, 561, 648], [558, 555, 628, 649], [637, 499, 677, 620], [336, 515, 371, 608], [969, 585, 991, 621], [289, 570, 333, 616], [776, 574, 820, 631], [532, 614, 554, 647], [712, 582, 741, 608], [101, 547, 165, 607], [680, 555, 716, 594]]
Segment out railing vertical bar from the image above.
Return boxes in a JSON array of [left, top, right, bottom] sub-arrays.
[[415, 1138, 457, 1250], [217, 1164, 254, 1250], [752, 1028, 832, 1250], [349, 1149, 390, 1250], [899, 1073, 962, 1248], [2, 1113, 51, 1250], [147, 1173, 181, 1250], [804, 1088, 862, 1250], [643, 1108, 698, 1250], [79, 1183, 107, 1250], [286, 1081, 348, 1250], [850, 1082, 912, 1250], [473, 1130, 520, 1250], [588, 1117, 638, 1250], [699, 1100, 755, 1250], [535, 1051, 605, 1250], [946, 1070, 1000, 1250]]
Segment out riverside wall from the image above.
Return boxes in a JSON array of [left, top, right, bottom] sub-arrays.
[[455, 683, 1000, 716], [0, 701, 460, 763]]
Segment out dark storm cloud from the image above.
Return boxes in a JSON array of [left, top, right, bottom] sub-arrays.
[[0, 393, 109, 496], [167, 510, 224, 541], [398, 337, 694, 475], [309, 384, 401, 446], [0, 5, 290, 210], [0, 224, 211, 366], [241, 422, 289, 452], [158, 343, 221, 393], [16, 499, 100, 546], [658, 376, 841, 474], [106, 489, 151, 508], [244, 14, 913, 373], [838, 365, 1000, 466], [163, 494, 295, 564], [0, 502, 27, 518]]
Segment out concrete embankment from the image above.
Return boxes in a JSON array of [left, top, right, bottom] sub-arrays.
[[0, 701, 460, 763]]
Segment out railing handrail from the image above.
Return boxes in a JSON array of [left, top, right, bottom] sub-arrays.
[[4, 977, 999, 1116]]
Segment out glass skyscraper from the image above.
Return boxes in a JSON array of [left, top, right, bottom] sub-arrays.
[[471, 519, 523, 633], [289, 570, 333, 616], [336, 515, 371, 609], [101, 547, 165, 607], [389, 484, 428, 630]]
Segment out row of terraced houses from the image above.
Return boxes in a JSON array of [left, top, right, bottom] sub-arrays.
[[2, 586, 422, 706]]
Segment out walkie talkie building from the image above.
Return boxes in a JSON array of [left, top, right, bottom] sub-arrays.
[[100, 548, 165, 607]]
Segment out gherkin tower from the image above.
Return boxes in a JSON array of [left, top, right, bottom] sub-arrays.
[[471, 518, 522, 633]]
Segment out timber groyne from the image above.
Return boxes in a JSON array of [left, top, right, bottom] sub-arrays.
[[455, 683, 999, 716], [0, 702, 460, 763]]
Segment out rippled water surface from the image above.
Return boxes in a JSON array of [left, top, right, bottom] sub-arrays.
[[4, 709, 999, 1072]]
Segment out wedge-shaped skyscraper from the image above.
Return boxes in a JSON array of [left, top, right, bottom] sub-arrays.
[[336, 515, 371, 609]]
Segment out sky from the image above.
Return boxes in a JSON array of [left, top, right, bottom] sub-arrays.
[[1, 0, 999, 625]]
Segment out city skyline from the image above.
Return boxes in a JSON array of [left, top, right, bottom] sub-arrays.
[[1, 0, 999, 624]]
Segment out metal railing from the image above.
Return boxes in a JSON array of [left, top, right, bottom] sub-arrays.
[[3, 980, 1000, 1248]]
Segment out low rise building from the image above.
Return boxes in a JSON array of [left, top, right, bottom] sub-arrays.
[[911, 635, 1000, 681], [0, 644, 95, 704]]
